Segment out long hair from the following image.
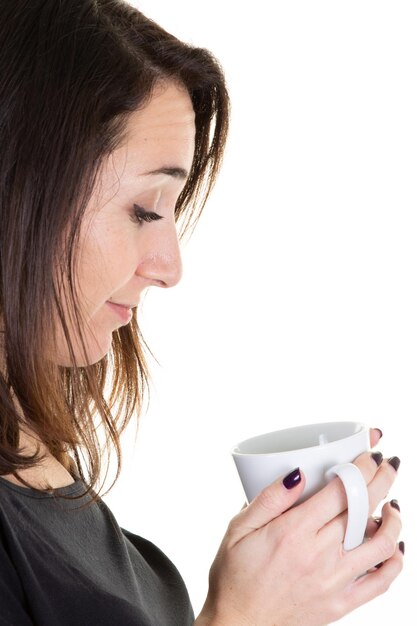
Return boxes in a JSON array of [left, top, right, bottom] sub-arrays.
[[0, 0, 229, 506]]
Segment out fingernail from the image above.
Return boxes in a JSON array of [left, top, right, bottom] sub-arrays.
[[374, 517, 382, 527], [390, 499, 400, 512], [388, 457, 401, 471], [374, 428, 383, 439], [283, 467, 302, 490], [371, 452, 383, 466], [399, 541, 405, 555]]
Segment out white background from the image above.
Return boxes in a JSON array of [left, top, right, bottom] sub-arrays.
[[102, 1, 416, 623]]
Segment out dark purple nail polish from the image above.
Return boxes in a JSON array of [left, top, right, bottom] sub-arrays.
[[374, 428, 383, 439], [390, 499, 400, 512], [375, 561, 384, 569], [399, 541, 405, 555], [371, 452, 383, 466], [388, 456, 401, 471], [283, 467, 301, 489]]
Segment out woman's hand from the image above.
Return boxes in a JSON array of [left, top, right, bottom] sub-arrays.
[[195, 429, 403, 626]]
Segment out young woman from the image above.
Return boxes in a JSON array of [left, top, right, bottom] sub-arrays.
[[0, 2, 403, 625]]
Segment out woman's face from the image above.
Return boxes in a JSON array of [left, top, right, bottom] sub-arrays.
[[55, 81, 195, 366]]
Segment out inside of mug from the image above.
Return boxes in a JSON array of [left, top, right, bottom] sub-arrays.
[[234, 421, 364, 454]]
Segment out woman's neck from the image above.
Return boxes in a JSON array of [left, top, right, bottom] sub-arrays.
[[0, 362, 77, 489], [1, 427, 76, 490]]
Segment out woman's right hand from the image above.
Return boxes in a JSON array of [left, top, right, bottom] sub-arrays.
[[195, 445, 403, 626]]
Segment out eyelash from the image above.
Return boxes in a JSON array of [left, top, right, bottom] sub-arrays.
[[131, 203, 164, 226]]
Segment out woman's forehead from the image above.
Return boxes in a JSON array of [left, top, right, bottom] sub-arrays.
[[110, 86, 195, 182], [126, 83, 195, 141]]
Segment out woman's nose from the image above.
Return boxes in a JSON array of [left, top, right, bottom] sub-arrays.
[[135, 221, 183, 288]]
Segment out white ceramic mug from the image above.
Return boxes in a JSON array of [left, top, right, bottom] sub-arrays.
[[232, 421, 370, 550]]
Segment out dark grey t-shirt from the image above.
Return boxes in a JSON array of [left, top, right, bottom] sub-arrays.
[[0, 475, 195, 625]]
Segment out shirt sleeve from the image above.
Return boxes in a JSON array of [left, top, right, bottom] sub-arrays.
[[0, 537, 34, 626]]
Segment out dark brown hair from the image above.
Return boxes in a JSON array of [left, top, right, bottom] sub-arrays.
[[0, 0, 229, 507]]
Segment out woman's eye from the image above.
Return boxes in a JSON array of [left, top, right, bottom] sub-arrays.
[[131, 203, 164, 225]]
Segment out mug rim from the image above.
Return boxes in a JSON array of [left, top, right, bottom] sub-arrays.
[[231, 420, 368, 457]]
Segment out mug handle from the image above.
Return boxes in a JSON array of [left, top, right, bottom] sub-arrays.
[[325, 463, 369, 551]]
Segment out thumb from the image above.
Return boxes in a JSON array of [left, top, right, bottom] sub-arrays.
[[230, 467, 306, 542]]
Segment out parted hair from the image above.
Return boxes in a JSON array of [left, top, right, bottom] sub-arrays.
[[0, 0, 229, 505]]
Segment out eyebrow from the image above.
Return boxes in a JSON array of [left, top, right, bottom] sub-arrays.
[[141, 166, 189, 180]]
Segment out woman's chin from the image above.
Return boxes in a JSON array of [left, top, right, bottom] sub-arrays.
[[53, 333, 113, 368]]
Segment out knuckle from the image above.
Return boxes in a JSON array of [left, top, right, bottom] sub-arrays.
[[275, 524, 297, 549], [396, 556, 404, 575], [315, 575, 333, 597], [226, 518, 236, 535], [329, 597, 347, 622], [376, 535, 397, 560], [256, 485, 280, 513], [226, 514, 241, 536], [222, 531, 237, 554], [376, 575, 392, 596]]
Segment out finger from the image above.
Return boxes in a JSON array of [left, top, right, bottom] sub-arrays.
[[345, 499, 402, 577], [343, 544, 403, 612], [320, 513, 382, 548], [317, 453, 389, 543], [367, 457, 400, 515], [228, 467, 306, 543], [300, 451, 380, 531], [318, 456, 398, 546], [369, 427, 383, 448]]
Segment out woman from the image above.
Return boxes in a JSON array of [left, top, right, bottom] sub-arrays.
[[0, 1, 403, 625]]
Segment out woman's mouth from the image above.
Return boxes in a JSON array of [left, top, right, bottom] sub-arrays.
[[106, 301, 133, 323]]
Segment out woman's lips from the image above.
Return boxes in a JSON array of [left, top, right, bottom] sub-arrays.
[[106, 301, 133, 323]]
